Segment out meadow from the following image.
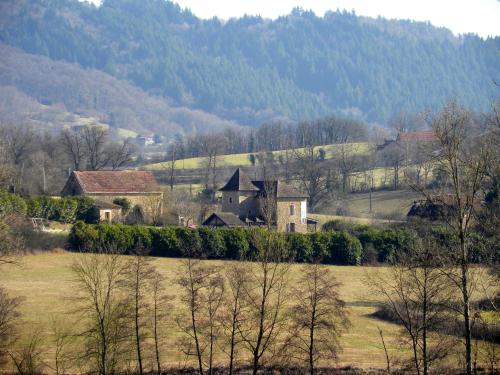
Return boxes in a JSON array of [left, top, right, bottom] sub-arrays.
[[1, 252, 496, 373], [145, 142, 371, 170]]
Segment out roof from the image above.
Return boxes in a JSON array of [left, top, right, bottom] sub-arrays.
[[397, 131, 438, 141], [203, 212, 246, 227], [70, 170, 162, 194], [219, 168, 259, 192], [252, 180, 309, 199]]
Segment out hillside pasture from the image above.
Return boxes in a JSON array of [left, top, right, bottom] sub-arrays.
[[146, 142, 371, 170], [1, 252, 497, 373]]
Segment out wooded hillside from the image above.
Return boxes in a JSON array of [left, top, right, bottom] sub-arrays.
[[0, 0, 498, 127]]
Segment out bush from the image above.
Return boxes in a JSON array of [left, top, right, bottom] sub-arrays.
[[151, 227, 180, 257], [221, 228, 249, 259], [286, 232, 313, 262], [75, 197, 99, 223], [175, 227, 202, 257], [0, 192, 27, 217], [198, 227, 226, 259], [69, 221, 99, 251], [98, 223, 134, 251], [113, 197, 131, 214], [310, 231, 331, 262], [327, 230, 362, 265], [54, 197, 78, 223]]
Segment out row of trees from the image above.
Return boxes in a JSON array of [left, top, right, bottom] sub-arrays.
[[2, 230, 350, 375], [0, 123, 134, 195]]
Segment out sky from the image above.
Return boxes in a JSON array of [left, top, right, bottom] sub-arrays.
[[82, 0, 500, 38]]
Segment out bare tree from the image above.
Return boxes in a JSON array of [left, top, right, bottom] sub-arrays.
[[293, 146, 327, 209], [81, 125, 110, 171], [222, 264, 248, 375], [411, 101, 492, 375], [150, 271, 170, 375], [283, 263, 349, 374], [336, 143, 361, 193], [238, 229, 290, 374], [368, 231, 454, 375], [71, 249, 129, 375], [106, 139, 134, 170], [166, 142, 179, 191], [7, 327, 46, 375], [49, 317, 74, 375], [60, 129, 85, 171], [122, 249, 157, 375], [0, 288, 23, 367], [176, 259, 224, 375]]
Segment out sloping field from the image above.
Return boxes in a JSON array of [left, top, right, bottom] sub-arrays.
[[1, 252, 496, 372], [145, 142, 371, 170]]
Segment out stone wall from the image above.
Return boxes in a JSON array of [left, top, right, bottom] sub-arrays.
[[276, 198, 307, 233], [86, 193, 163, 221]]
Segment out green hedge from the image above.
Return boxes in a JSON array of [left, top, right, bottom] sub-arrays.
[[0, 192, 27, 217], [68, 222, 398, 265], [0, 193, 99, 224]]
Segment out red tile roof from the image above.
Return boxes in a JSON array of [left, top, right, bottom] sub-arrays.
[[398, 131, 438, 141], [73, 170, 161, 194]]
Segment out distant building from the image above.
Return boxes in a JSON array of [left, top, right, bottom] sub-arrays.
[[135, 134, 155, 147], [61, 170, 163, 222], [203, 168, 317, 232]]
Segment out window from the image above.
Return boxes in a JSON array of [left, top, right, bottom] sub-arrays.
[[289, 204, 295, 215], [289, 223, 296, 232], [229, 197, 233, 203]]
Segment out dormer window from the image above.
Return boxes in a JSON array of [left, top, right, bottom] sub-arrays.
[[289, 204, 295, 215]]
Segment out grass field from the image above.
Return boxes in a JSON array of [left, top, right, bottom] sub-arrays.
[[1, 252, 496, 373], [321, 189, 423, 220], [145, 142, 371, 170]]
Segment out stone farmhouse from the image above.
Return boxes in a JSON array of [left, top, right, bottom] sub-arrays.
[[203, 168, 317, 232], [61, 170, 163, 222]]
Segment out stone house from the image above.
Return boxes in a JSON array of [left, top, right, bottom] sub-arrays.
[[61, 170, 163, 222], [203, 168, 315, 232]]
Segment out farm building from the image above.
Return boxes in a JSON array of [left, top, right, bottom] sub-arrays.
[[61, 170, 163, 222], [203, 168, 316, 233]]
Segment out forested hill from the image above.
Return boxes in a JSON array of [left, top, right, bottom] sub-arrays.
[[0, 0, 499, 126]]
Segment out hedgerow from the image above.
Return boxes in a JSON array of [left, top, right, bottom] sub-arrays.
[[68, 221, 412, 265]]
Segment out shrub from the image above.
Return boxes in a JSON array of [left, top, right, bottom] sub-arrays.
[[113, 197, 131, 214], [151, 227, 180, 257], [175, 227, 202, 257], [286, 232, 313, 262], [327, 230, 362, 265], [98, 223, 134, 251], [0, 192, 27, 217], [221, 228, 249, 259], [54, 197, 78, 223], [75, 196, 99, 223], [69, 221, 99, 250], [130, 224, 153, 250], [310, 231, 331, 262], [198, 227, 226, 259]]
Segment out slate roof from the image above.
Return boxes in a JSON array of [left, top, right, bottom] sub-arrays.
[[203, 212, 246, 227], [252, 180, 309, 199], [71, 170, 161, 194], [219, 168, 259, 192]]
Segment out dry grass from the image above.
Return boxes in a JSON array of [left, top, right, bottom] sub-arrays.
[[145, 142, 371, 170], [1, 252, 497, 372]]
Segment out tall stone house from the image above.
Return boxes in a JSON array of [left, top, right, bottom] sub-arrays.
[[61, 170, 163, 222], [203, 168, 315, 232]]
